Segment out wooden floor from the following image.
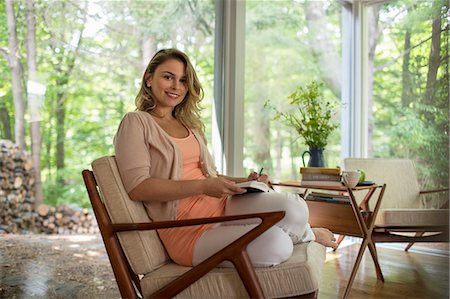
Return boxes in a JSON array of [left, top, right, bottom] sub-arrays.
[[318, 241, 449, 299], [0, 234, 448, 298]]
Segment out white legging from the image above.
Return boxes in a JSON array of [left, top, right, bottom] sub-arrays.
[[192, 192, 315, 267]]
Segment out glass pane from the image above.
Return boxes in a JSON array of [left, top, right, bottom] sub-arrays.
[[91, 0, 216, 143], [16, 0, 215, 207], [244, 0, 343, 181], [367, 0, 449, 191]]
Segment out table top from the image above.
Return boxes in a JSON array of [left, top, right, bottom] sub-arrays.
[[273, 181, 382, 191]]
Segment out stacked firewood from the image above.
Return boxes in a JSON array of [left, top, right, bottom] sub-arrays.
[[0, 139, 98, 234], [35, 204, 99, 234], [0, 139, 37, 233]]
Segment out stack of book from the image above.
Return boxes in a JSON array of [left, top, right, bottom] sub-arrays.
[[300, 167, 343, 187], [305, 191, 350, 203]]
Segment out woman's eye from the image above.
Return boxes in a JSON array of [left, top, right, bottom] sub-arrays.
[[163, 75, 172, 80]]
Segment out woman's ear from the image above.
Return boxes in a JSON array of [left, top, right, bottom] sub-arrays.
[[144, 72, 152, 87]]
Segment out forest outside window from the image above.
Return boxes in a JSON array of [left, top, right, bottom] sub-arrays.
[[365, 0, 449, 195], [243, 0, 343, 182], [0, 0, 216, 207]]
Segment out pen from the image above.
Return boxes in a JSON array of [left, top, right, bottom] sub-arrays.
[[258, 168, 264, 176]]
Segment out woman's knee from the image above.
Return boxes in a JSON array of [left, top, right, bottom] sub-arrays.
[[246, 227, 293, 267], [271, 193, 309, 227], [225, 192, 310, 228]]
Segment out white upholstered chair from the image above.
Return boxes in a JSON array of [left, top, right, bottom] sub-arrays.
[[83, 156, 326, 298], [344, 158, 449, 250]]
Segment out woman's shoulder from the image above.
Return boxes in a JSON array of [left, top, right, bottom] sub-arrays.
[[123, 110, 150, 119], [121, 110, 154, 126]]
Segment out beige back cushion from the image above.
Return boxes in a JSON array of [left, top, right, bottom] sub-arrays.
[[344, 158, 421, 209], [92, 156, 169, 275]]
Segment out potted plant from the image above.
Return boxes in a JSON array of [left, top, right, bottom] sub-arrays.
[[265, 80, 339, 167]]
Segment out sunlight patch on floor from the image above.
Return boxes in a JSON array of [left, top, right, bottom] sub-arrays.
[[376, 243, 449, 257], [23, 259, 54, 297], [47, 234, 98, 242], [325, 235, 448, 258]]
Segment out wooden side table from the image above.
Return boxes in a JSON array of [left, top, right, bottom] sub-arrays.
[[274, 181, 386, 299]]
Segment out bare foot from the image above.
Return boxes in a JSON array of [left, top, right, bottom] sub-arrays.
[[312, 227, 338, 249]]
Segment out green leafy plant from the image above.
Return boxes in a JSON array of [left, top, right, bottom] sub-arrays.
[[265, 80, 339, 148]]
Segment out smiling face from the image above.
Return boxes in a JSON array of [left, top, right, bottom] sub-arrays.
[[147, 58, 188, 113]]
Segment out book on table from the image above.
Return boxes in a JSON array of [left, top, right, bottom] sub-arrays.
[[300, 180, 343, 187], [301, 172, 341, 181], [236, 181, 272, 193], [300, 167, 341, 175], [300, 167, 342, 186], [306, 191, 350, 203]]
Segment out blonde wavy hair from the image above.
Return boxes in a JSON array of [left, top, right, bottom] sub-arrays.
[[135, 48, 205, 131]]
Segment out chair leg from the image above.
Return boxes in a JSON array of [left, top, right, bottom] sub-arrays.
[[342, 238, 369, 299], [404, 232, 425, 251], [231, 250, 265, 299], [367, 239, 384, 281]]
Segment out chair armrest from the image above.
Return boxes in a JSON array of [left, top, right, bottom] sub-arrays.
[[111, 211, 285, 233], [419, 188, 449, 195]]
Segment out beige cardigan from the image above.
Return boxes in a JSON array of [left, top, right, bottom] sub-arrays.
[[114, 111, 218, 221]]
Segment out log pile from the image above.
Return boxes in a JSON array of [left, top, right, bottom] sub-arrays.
[[0, 139, 98, 234], [35, 204, 99, 234]]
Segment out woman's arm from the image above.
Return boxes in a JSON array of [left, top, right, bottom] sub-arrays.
[[129, 176, 246, 202]]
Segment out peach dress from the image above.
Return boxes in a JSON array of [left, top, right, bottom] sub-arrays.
[[157, 130, 227, 266]]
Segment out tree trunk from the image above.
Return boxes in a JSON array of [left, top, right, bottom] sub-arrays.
[[5, 0, 26, 149], [26, 0, 44, 207], [142, 37, 156, 73], [56, 87, 66, 172], [52, 5, 87, 180], [401, 22, 413, 108], [423, 0, 442, 117], [0, 104, 12, 140], [253, 100, 273, 173], [304, 0, 341, 98]]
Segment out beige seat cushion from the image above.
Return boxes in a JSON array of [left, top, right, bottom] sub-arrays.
[[141, 241, 326, 299], [376, 208, 449, 227]]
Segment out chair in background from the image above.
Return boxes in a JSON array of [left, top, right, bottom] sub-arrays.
[[343, 158, 449, 251], [82, 156, 326, 299]]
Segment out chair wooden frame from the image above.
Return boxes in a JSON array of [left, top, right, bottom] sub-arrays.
[[358, 188, 449, 249], [83, 169, 304, 299], [340, 158, 449, 252]]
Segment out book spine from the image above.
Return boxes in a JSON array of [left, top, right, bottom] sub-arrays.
[[300, 167, 341, 175], [300, 180, 343, 187], [310, 192, 349, 199], [306, 195, 350, 203], [301, 173, 341, 181]]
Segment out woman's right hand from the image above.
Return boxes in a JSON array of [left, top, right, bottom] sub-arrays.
[[203, 177, 246, 198]]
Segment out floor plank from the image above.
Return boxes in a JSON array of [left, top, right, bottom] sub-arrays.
[[318, 242, 449, 299]]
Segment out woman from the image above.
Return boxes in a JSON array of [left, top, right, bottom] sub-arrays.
[[114, 48, 337, 267]]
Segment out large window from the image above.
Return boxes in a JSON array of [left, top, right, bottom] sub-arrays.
[[243, 1, 343, 181], [365, 0, 449, 190], [0, 0, 216, 207]]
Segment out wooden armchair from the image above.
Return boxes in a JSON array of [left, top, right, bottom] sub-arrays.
[[343, 158, 449, 250], [82, 156, 326, 298]]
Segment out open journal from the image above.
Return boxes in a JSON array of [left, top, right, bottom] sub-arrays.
[[236, 181, 272, 193]]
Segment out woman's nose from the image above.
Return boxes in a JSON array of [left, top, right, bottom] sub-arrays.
[[172, 80, 181, 89]]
